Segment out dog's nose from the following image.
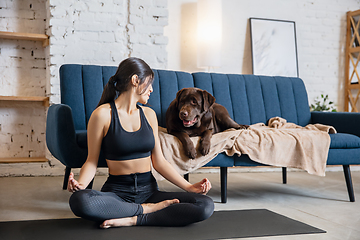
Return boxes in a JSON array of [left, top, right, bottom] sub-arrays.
[[180, 111, 188, 118]]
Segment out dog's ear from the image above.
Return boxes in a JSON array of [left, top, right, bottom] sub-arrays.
[[175, 88, 186, 108], [202, 90, 215, 111]]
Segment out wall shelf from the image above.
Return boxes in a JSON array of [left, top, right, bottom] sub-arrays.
[[0, 157, 48, 163], [0, 96, 49, 107], [0, 28, 49, 165], [344, 9, 360, 112], [0, 31, 49, 47]]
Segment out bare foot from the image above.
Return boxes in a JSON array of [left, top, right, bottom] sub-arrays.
[[100, 199, 180, 229], [141, 199, 180, 214], [100, 216, 137, 229]]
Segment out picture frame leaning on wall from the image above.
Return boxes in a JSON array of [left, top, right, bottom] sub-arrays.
[[250, 18, 299, 78]]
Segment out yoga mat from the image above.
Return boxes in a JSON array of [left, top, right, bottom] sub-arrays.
[[0, 209, 325, 240]]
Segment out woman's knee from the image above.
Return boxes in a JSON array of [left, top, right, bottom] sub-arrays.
[[203, 195, 215, 219], [196, 194, 215, 221], [69, 189, 100, 219]]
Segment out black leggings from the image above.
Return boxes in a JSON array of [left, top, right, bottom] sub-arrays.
[[69, 172, 214, 226]]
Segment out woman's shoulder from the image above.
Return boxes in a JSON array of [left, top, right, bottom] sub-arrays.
[[95, 103, 111, 113], [91, 103, 111, 121], [140, 105, 155, 115], [140, 106, 157, 122]]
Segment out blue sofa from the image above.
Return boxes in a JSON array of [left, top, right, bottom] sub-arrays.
[[46, 64, 360, 203]]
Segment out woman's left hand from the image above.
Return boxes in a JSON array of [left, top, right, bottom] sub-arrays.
[[187, 178, 212, 194]]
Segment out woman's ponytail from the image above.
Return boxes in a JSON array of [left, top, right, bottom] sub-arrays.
[[96, 76, 117, 108]]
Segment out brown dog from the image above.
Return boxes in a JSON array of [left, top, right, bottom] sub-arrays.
[[166, 88, 248, 159]]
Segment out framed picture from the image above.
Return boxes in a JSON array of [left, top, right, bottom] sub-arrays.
[[250, 18, 299, 77]]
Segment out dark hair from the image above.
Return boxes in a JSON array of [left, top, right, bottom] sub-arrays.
[[96, 57, 154, 108]]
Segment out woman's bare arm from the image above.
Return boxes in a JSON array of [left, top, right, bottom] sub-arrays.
[[68, 105, 110, 192], [144, 107, 211, 194]]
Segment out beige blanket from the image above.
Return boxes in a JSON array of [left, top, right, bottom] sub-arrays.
[[153, 117, 336, 180]]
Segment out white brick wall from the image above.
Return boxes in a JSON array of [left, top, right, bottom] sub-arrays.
[[126, 0, 168, 67], [46, 0, 169, 105]]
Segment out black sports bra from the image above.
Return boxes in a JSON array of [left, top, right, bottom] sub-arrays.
[[101, 101, 155, 161]]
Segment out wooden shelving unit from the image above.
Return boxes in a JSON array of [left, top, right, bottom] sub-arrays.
[[0, 96, 49, 107], [0, 157, 48, 163], [344, 9, 360, 112], [0, 31, 50, 163], [0, 31, 49, 47]]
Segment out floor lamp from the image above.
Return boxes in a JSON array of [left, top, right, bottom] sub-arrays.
[[197, 0, 222, 72]]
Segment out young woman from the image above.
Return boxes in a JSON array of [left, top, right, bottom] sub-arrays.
[[67, 57, 214, 228]]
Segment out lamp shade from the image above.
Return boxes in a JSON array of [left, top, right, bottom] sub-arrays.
[[197, 0, 222, 68]]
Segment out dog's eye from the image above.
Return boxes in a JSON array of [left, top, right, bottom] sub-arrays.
[[191, 98, 198, 105]]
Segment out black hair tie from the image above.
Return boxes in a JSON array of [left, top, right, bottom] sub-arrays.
[[109, 76, 116, 86]]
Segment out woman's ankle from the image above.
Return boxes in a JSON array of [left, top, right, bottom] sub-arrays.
[[141, 199, 179, 214]]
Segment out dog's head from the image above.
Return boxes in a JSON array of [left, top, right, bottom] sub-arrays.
[[174, 88, 215, 127]]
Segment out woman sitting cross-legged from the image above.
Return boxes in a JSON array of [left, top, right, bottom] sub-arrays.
[[67, 57, 214, 228]]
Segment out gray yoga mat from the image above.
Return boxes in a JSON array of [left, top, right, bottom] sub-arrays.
[[0, 209, 325, 240]]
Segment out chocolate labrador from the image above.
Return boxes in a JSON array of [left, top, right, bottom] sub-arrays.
[[166, 88, 248, 159]]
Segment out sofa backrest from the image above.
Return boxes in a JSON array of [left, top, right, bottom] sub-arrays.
[[59, 64, 311, 131], [59, 64, 117, 130], [151, 70, 311, 128]]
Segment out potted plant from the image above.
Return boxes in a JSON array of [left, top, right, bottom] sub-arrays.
[[310, 94, 337, 112]]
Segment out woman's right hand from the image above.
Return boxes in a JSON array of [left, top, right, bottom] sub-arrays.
[[187, 178, 212, 195], [67, 172, 84, 192]]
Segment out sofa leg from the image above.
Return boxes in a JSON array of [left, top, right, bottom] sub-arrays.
[[343, 165, 355, 202], [184, 173, 189, 181], [220, 167, 227, 203], [86, 179, 94, 189], [63, 167, 71, 190], [282, 167, 287, 184]]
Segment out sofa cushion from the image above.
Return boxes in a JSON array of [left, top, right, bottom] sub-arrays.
[[327, 148, 360, 165], [329, 133, 360, 149], [234, 154, 266, 167], [76, 130, 88, 149], [204, 153, 235, 167]]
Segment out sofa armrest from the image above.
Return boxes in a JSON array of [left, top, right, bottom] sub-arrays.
[[311, 111, 360, 137], [46, 104, 88, 168]]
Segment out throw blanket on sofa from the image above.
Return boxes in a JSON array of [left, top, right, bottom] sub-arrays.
[[153, 117, 336, 180]]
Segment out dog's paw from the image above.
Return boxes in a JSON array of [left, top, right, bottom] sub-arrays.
[[199, 141, 210, 156], [237, 124, 249, 129], [185, 147, 197, 159]]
